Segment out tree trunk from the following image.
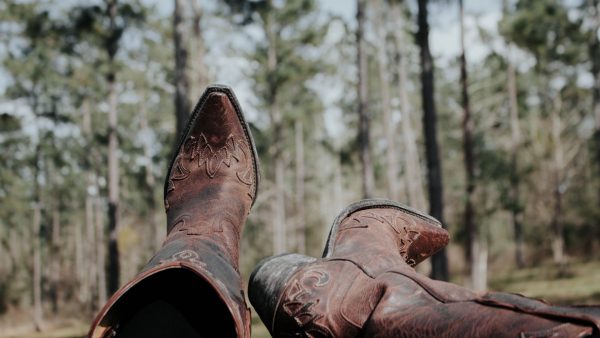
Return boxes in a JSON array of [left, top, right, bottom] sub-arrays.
[[173, 0, 191, 141], [75, 219, 84, 304], [50, 209, 61, 313], [551, 103, 565, 266], [82, 99, 97, 310], [374, 0, 398, 200], [459, 0, 480, 285], [86, 194, 98, 311], [106, 0, 120, 295], [107, 75, 120, 295], [295, 120, 306, 254], [32, 144, 43, 330], [391, 2, 427, 211], [139, 89, 160, 252], [96, 196, 107, 309], [191, 0, 209, 93], [418, 0, 448, 281], [507, 49, 525, 268], [471, 238, 488, 291], [357, 0, 375, 198], [264, 3, 287, 255], [591, 0, 600, 206]]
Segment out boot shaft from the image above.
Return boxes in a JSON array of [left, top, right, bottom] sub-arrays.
[[324, 199, 449, 275], [164, 86, 259, 270], [89, 86, 257, 338]]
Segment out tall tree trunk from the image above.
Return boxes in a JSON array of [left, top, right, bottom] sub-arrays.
[[507, 48, 525, 268], [106, 0, 121, 295], [459, 0, 483, 290], [83, 193, 95, 306], [96, 196, 107, 309], [50, 209, 61, 313], [82, 99, 97, 310], [32, 144, 43, 331], [265, 3, 287, 255], [357, 0, 375, 198], [191, 0, 209, 93], [173, 0, 191, 141], [551, 102, 565, 266], [139, 89, 160, 252], [75, 218, 84, 304], [418, 0, 448, 281], [391, 1, 427, 211], [591, 0, 600, 206], [471, 239, 488, 291], [374, 0, 398, 200], [106, 73, 120, 294], [295, 120, 306, 254]]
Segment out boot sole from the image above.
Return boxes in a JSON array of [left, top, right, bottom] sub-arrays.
[[164, 84, 261, 206], [322, 198, 442, 258]]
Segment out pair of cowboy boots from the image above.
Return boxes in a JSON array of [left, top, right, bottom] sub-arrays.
[[89, 85, 600, 338]]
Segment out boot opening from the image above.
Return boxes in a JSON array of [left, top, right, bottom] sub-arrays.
[[95, 268, 237, 338]]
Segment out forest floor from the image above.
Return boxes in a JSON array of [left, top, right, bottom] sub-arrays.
[[3, 260, 599, 338]]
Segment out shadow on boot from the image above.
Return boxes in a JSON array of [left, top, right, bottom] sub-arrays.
[[250, 199, 600, 338], [89, 85, 259, 338]]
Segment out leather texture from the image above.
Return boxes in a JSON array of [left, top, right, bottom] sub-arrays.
[[88, 85, 258, 338], [251, 199, 600, 338]]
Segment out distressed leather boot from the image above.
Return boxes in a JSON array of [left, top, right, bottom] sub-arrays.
[[250, 199, 600, 338], [89, 85, 259, 338]]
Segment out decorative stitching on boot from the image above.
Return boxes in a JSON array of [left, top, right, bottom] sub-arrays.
[[281, 268, 334, 338], [338, 211, 422, 266], [158, 249, 207, 269], [166, 133, 254, 207]]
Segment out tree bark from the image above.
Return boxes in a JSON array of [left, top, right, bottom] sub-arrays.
[[374, 0, 399, 200], [32, 145, 43, 331], [264, 2, 287, 255], [357, 0, 375, 198], [139, 89, 160, 252], [391, 2, 427, 211], [191, 0, 209, 93], [418, 0, 448, 281], [106, 73, 120, 295], [295, 120, 306, 254], [590, 0, 600, 206], [459, 0, 481, 288], [507, 49, 525, 268], [96, 196, 107, 309], [106, 0, 121, 295], [75, 218, 84, 304], [551, 101, 565, 266], [50, 209, 61, 313], [471, 239, 488, 291], [81, 99, 97, 311], [173, 0, 191, 141]]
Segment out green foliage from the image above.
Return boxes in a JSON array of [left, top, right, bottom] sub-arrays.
[[500, 0, 587, 70]]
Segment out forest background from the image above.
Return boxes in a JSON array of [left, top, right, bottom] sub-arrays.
[[1, 0, 600, 337]]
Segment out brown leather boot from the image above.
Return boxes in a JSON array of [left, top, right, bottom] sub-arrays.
[[89, 85, 259, 338], [250, 199, 600, 338]]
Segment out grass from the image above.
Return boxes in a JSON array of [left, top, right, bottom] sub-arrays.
[[4, 260, 599, 337], [489, 260, 600, 305]]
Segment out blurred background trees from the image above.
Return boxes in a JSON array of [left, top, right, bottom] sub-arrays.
[[0, 0, 599, 336]]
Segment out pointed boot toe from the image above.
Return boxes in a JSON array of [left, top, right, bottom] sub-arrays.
[[324, 199, 449, 272], [89, 85, 258, 338]]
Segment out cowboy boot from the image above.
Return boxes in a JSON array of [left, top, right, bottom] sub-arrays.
[[250, 199, 600, 338], [89, 85, 259, 338]]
